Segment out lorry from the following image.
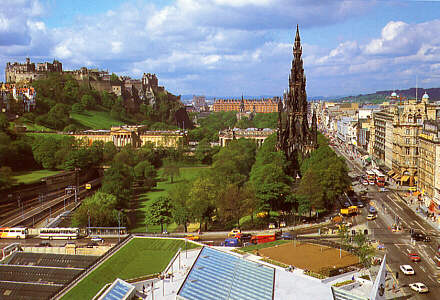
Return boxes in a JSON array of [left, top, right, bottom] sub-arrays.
[[250, 233, 276, 244], [340, 206, 358, 216]]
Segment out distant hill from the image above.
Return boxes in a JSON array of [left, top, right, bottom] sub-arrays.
[[340, 87, 440, 103]]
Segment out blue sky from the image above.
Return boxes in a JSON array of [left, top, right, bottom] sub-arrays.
[[1, 0, 440, 97]]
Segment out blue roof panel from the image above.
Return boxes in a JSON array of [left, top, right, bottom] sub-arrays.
[[178, 247, 274, 300], [103, 280, 132, 300]]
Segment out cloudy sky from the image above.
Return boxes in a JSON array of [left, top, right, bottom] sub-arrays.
[[1, 0, 440, 97]]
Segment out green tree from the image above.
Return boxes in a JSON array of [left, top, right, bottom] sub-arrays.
[[296, 169, 325, 215], [71, 192, 119, 227], [0, 166, 15, 190], [211, 139, 256, 185], [195, 139, 219, 164], [217, 183, 250, 226], [0, 113, 9, 131], [353, 232, 376, 268], [162, 160, 180, 183], [101, 162, 133, 208], [145, 196, 173, 233], [71, 103, 84, 114], [110, 73, 119, 81], [81, 94, 96, 109], [134, 160, 157, 189], [168, 181, 192, 232], [103, 142, 117, 163], [189, 176, 217, 230]]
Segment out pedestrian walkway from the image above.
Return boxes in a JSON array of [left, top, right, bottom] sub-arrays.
[[395, 192, 440, 231]]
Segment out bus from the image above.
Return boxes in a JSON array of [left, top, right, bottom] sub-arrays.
[[0, 227, 28, 239], [39, 228, 80, 240], [366, 170, 376, 185], [374, 170, 386, 187]]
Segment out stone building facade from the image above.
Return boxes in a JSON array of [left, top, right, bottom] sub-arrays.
[[5, 58, 62, 83], [417, 120, 440, 209], [218, 128, 275, 147], [391, 93, 437, 186], [370, 110, 393, 166], [71, 125, 187, 148], [213, 98, 278, 113]]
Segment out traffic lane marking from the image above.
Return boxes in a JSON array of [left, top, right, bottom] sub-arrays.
[[413, 220, 427, 231]]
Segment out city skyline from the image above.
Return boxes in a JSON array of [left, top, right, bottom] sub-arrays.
[[2, 0, 440, 97]]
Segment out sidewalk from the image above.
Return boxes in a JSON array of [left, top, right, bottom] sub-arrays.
[[395, 191, 440, 231]]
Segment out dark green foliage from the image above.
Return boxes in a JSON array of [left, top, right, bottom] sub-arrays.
[[71, 103, 85, 114], [71, 192, 120, 227], [249, 133, 293, 212], [101, 162, 134, 208], [162, 160, 180, 183], [235, 113, 278, 129], [36, 103, 71, 130], [189, 111, 237, 142], [211, 139, 256, 185], [194, 138, 219, 164], [168, 181, 192, 232], [0, 166, 16, 190], [133, 160, 157, 189], [145, 196, 173, 233], [297, 133, 350, 211]]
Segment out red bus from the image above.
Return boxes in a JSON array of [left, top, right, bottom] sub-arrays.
[[366, 170, 375, 185], [374, 170, 386, 187], [250, 233, 276, 244]]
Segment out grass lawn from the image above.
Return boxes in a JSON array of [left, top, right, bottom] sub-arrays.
[[70, 110, 126, 129], [12, 170, 62, 184], [21, 122, 53, 131], [131, 166, 209, 233], [62, 237, 199, 300], [240, 240, 290, 253], [25, 132, 71, 140]]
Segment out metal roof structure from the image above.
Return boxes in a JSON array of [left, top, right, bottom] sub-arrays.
[[97, 278, 135, 300], [177, 247, 274, 300]]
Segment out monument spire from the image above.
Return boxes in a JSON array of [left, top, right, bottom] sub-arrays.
[[277, 25, 317, 178]]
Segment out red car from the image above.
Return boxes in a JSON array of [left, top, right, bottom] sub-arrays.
[[409, 253, 421, 262]]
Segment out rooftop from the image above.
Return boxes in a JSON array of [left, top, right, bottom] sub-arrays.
[[178, 247, 274, 300]]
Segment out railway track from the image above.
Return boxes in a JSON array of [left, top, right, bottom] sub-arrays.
[[0, 177, 102, 228]]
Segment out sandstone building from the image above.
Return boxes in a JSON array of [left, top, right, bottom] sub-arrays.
[[71, 125, 187, 148], [213, 98, 278, 113], [218, 128, 275, 147]]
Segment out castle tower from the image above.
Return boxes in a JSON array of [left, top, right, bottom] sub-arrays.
[[278, 25, 318, 177]]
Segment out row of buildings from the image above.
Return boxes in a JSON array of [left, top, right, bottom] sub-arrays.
[[316, 91, 440, 216], [0, 83, 36, 113]]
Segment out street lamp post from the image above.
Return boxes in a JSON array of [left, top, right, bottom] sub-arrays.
[[118, 210, 121, 243]]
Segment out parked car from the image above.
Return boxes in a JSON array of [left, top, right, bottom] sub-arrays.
[[400, 265, 415, 275], [185, 234, 200, 241], [280, 232, 294, 240], [228, 229, 241, 237], [366, 214, 377, 221], [408, 252, 421, 262], [411, 232, 430, 242], [379, 187, 389, 192], [38, 242, 51, 247], [409, 282, 429, 293], [91, 237, 104, 243], [355, 201, 365, 208]]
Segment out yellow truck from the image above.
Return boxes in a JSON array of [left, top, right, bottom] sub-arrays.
[[340, 206, 358, 216]]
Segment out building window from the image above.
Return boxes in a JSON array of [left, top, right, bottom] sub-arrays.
[[406, 129, 410, 135], [406, 138, 410, 144], [406, 147, 410, 155]]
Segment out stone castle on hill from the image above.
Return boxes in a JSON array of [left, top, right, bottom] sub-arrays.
[[4, 57, 169, 114], [277, 25, 318, 177]]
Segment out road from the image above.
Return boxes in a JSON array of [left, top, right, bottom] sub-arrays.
[[332, 140, 439, 299]]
